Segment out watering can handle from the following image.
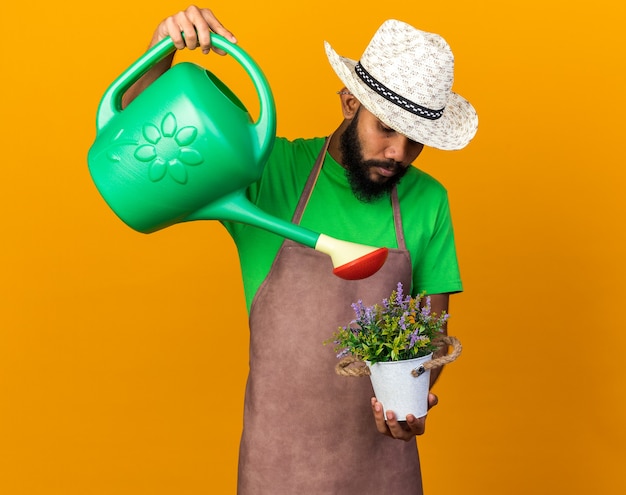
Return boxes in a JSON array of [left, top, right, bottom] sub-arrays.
[[95, 34, 276, 164]]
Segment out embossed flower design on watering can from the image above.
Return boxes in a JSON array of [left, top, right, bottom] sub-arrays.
[[133, 112, 204, 184]]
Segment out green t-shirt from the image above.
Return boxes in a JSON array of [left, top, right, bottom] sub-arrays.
[[224, 136, 462, 312]]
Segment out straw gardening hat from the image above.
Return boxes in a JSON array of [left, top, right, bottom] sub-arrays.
[[325, 19, 478, 151]]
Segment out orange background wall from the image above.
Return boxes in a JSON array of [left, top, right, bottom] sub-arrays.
[[2, 1, 624, 493]]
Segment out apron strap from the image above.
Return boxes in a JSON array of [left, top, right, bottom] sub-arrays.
[[391, 187, 406, 251], [291, 136, 407, 251], [291, 137, 330, 224]]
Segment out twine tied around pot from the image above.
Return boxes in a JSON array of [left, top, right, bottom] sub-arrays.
[[335, 335, 462, 377]]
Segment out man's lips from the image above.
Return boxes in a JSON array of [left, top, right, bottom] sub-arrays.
[[374, 165, 399, 178]]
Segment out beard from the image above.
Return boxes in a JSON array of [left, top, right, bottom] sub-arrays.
[[339, 112, 409, 203]]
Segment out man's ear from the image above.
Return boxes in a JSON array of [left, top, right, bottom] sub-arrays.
[[338, 89, 361, 119]]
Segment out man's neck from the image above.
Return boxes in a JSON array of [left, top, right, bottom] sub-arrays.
[[327, 122, 348, 168]]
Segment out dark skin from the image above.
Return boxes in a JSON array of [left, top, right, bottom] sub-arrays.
[[123, 4, 453, 442]]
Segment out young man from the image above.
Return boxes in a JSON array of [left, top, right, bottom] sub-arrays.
[[123, 5, 477, 494]]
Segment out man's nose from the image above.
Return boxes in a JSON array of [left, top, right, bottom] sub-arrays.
[[384, 136, 423, 164], [384, 135, 413, 164]]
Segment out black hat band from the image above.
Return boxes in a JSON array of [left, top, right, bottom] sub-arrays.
[[355, 62, 444, 120]]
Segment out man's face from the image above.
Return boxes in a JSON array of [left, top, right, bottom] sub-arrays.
[[340, 107, 424, 202]]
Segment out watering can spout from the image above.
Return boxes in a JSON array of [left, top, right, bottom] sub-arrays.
[[315, 235, 389, 280], [186, 190, 389, 280]]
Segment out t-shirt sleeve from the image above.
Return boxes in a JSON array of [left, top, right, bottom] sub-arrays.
[[412, 192, 463, 295]]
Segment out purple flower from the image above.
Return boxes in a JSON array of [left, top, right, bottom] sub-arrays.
[[395, 282, 404, 305], [336, 348, 351, 359], [351, 300, 365, 319], [420, 296, 432, 320], [398, 314, 407, 331], [409, 332, 427, 349], [364, 306, 376, 325]]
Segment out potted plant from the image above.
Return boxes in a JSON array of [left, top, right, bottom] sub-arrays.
[[325, 282, 462, 420]]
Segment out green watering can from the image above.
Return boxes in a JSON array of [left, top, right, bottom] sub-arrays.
[[87, 34, 387, 279]]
